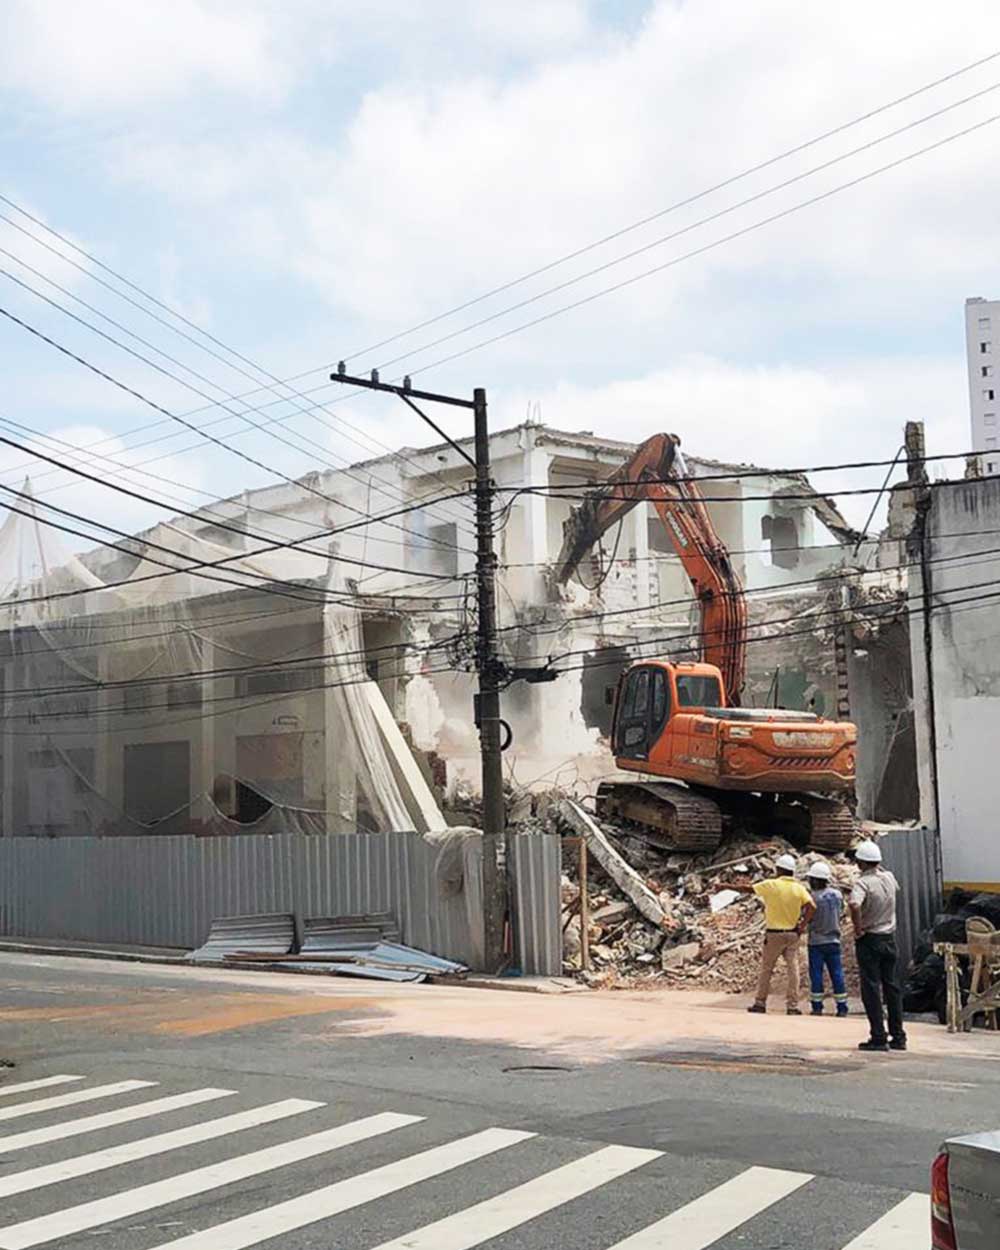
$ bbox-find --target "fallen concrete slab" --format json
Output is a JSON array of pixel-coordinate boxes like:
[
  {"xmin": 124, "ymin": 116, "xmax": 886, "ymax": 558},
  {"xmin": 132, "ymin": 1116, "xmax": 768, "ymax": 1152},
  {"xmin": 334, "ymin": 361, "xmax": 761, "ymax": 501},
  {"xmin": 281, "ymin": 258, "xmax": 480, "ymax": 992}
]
[{"xmin": 558, "ymin": 799, "xmax": 670, "ymax": 930}]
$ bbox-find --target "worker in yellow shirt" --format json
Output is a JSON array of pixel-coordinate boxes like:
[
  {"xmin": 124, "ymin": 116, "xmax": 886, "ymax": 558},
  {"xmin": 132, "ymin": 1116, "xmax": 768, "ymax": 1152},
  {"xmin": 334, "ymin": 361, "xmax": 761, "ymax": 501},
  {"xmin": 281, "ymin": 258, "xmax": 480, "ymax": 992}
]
[{"xmin": 732, "ymin": 854, "xmax": 816, "ymax": 1015}]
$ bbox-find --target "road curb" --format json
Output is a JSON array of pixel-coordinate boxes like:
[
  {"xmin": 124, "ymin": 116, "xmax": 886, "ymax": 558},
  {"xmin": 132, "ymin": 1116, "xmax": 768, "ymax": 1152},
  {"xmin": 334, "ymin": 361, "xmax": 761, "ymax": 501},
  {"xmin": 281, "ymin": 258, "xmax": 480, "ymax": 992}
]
[
  {"xmin": 0, "ymin": 939, "xmax": 188, "ymax": 967},
  {"xmin": 0, "ymin": 940, "xmax": 582, "ymax": 993}
]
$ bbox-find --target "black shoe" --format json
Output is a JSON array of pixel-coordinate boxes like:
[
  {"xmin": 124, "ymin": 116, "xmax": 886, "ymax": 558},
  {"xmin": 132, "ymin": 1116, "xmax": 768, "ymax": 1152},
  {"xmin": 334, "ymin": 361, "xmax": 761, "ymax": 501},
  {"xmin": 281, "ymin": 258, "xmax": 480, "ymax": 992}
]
[
  {"xmin": 747, "ymin": 1003, "xmax": 766, "ymax": 1014},
  {"xmin": 889, "ymin": 1037, "xmax": 907, "ymax": 1051},
  {"xmin": 858, "ymin": 1039, "xmax": 890, "ymax": 1053},
  {"xmin": 787, "ymin": 1007, "xmax": 802, "ymax": 1015}
]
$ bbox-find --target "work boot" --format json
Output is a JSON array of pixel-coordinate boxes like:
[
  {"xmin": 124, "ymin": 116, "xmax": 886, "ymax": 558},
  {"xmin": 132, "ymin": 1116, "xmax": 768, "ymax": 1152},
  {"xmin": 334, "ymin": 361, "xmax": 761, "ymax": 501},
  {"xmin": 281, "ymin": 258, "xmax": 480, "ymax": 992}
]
[
  {"xmin": 836, "ymin": 1006, "xmax": 849, "ymax": 1018},
  {"xmin": 889, "ymin": 1036, "xmax": 907, "ymax": 1051},
  {"xmin": 747, "ymin": 1003, "xmax": 766, "ymax": 1014},
  {"xmin": 810, "ymin": 1005, "xmax": 824, "ymax": 1016},
  {"xmin": 787, "ymin": 1007, "xmax": 802, "ymax": 1015},
  {"xmin": 858, "ymin": 1039, "xmax": 890, "ymax": 1053}
]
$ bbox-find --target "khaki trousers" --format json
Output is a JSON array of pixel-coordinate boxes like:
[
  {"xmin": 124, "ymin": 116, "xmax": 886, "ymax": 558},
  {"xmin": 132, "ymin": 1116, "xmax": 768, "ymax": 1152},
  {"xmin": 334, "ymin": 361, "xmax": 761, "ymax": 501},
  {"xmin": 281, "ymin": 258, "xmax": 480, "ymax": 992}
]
[{"xmin": 754, "ymin": 931, "xmax": 801, "ymax": 1008}]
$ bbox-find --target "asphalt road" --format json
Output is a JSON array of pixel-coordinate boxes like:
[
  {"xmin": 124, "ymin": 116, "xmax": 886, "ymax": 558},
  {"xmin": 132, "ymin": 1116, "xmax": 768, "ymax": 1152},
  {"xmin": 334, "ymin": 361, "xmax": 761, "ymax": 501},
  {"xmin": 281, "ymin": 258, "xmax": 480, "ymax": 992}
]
[{"xmin": 0, "ymin": 952, "xmax": 996, "ymax": 1249}]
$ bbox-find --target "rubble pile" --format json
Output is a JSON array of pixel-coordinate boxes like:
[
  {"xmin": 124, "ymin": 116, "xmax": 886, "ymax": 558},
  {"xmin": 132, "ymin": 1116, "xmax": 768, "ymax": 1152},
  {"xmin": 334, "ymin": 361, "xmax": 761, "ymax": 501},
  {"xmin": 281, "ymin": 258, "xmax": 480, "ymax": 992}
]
[{"xmin": 554, "ymin": 812, "xmax": 863, "ymax": 995}]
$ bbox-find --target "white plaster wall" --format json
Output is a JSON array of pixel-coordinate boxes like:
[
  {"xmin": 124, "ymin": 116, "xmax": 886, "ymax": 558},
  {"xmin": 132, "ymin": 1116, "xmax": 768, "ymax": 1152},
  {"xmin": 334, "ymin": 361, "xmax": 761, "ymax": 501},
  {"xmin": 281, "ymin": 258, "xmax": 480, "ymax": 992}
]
[{"xmin": 912, "ymin": 476, "xmax": 1000, "ymax": 887}]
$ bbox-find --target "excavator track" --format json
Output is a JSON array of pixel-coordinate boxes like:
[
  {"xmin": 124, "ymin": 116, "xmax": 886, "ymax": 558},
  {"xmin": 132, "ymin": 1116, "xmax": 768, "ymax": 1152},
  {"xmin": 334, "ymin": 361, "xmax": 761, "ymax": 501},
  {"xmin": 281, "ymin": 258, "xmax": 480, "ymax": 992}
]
[
  {"xmin": 595, "ymin": 781, "xmax": 723, "ymax": 853},
  {"xmin": 791, "ymin": 796, "xmax": 859, "ymax": 852},
  {"xmin": 596, "ymin": 782, "xmax": 858, "ymax": 854}
]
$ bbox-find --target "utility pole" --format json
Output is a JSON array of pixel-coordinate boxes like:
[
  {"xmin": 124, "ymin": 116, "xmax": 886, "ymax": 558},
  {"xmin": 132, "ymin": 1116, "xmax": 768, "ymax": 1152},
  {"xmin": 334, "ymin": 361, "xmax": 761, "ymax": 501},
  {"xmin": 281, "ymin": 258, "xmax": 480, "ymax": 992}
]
[
  {"xmin": 329, "ymin": 368, "xmax": 507, "ymax": 972},
  {"xmin": 471, "ymin": 386, "xmax": 507, "ymax": 971}
]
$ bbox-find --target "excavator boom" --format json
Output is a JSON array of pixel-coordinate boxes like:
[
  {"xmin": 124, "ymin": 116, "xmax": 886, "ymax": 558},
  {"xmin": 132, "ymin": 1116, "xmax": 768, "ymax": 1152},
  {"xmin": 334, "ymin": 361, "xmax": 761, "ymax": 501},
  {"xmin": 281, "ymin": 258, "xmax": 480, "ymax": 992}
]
[{"xmin": 555, "ymin": 433, "xmax": 746, "ymax": 703}]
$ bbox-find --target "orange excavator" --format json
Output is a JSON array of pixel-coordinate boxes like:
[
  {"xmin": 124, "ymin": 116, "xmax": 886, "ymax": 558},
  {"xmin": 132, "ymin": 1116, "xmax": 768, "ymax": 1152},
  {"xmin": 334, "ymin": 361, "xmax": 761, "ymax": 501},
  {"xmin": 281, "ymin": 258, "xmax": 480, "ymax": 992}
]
[{"xmin": 555, "ymin": 433, "xmax": 858, "ymax": 852}]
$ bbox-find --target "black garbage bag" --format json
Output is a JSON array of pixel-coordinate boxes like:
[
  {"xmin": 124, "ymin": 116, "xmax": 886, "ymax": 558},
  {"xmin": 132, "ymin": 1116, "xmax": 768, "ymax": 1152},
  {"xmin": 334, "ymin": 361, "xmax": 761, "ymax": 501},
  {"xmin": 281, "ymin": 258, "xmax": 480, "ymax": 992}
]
[
  {"xmin": 903, "ymin": 951, "xmax": 946, "ymax": 1013},
  {"xmin": 958, "ymin": 893, "xmax": 1000, "ymax": 929},
  {"xmin": 932, "ymin": 913, "xmax": 968, "ymax": 944},
  {"xmin": 911, "ymin": 927, "xmax": 934, "ymax": 966}
]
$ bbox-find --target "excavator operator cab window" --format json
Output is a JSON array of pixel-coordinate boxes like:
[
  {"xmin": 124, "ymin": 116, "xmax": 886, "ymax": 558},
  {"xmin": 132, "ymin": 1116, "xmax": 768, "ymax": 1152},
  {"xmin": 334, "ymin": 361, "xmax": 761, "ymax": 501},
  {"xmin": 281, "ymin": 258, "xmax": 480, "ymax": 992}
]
[
  {"xmin": 614, "ymin": 666, "xmax": 670, "ymax": 759},
  {"xmin": 675, "ymin": 674, "xmax": 722, "ymax": 708}
]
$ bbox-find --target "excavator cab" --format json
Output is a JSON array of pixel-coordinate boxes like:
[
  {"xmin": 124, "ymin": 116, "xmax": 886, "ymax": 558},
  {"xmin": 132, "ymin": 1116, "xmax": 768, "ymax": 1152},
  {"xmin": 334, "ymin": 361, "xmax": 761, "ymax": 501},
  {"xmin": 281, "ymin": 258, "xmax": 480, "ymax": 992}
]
[{"xmin": 611, "ymin": 661, "xmax": 725, "ymax": 762}]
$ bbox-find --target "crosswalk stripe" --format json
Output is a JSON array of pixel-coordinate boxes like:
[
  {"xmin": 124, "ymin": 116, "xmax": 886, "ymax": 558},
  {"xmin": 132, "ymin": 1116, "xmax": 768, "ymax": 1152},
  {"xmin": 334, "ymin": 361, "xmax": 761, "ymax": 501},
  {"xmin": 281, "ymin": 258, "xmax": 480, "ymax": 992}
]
[
  {"xmin": 141, "ymin": 1127, "xmax": 536, "ymax": 1250},
  {"xmin": 0, "ymin": 1097, "xmax": 323, "ymax": 1198},
  {"xmin": 0, "ymin": 1080, "xmax": 156, "ymax": 1125},
  {"xmin": 367, "ymin": 1143, "xmax": 662, "ymax": 1250},
  {"xmin": 0, "ymin": 1110, "xmax": 423, "ymax": 1249},
  {"xmin": 0, "ymin": 1077, "xmax": 83, "ymax": 1099},
  {"xmin": 839, "ymin": 1192, "xmax": 928, "ymax": 1248},
  {"xmin": 0, "ymin": 1088, "xmax": 235, "ymax": 1154},
  {"xmin": 604, "ymin": 1165, "xmax": 812, "ymax": 1248}
]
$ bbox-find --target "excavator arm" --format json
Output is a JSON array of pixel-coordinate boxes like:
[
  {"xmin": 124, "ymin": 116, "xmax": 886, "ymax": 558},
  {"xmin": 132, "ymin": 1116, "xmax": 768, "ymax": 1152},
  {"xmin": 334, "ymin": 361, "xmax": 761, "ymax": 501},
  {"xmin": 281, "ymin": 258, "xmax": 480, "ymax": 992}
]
[{"xmin": 554, "ymin": 433, "xmax": 747, "ymax": 704}]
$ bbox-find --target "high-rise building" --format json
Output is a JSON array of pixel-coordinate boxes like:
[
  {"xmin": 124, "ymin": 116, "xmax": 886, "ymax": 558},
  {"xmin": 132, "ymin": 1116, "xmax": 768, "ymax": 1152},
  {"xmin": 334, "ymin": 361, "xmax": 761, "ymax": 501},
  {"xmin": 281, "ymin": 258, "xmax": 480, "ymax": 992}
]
[{"xmin": 966, "ymin": 296, "xmax": 999, "ymax": 471}]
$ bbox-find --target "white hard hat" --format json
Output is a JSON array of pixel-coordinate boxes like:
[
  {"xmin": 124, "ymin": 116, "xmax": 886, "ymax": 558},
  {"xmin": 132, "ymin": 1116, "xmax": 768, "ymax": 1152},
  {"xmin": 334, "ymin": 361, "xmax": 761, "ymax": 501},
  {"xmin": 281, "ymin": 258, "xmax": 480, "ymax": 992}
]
[
  {"xmin": 855, "ymin": 839, "xmax": 882, "ymax": 864},
  {"xmin": 808, "ymin": 860, "xmax": 832, "ymax": 881},
  {"xmin": 776, "ymin": 853, "xmax": 797, "ymax": 872}
]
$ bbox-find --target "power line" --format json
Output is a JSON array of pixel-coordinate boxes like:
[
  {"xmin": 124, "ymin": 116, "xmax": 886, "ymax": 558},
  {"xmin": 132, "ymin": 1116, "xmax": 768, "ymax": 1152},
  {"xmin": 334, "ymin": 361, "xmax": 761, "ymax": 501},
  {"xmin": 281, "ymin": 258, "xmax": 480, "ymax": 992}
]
[
  {"xmin": 0, "ymin": 481, "xmax": 462, "ymax": 612},
  {"xmin": 0, "ymin": 242, "xmax": 476, "ymax": 547},
  {"xmin": 6, "ymin": 570, "xmax": 1000, "ymax": 730},
  {"xmin": 9, "ymin": 525, "xmax": 1000, "ymax": 700},
  {"xmin": 0, "ymin": 203, "xmax": 477, "ymax": 534},
  {"xmin": 492, "ymin": 533, "xmax": 1000, "ymax": 647},
  {"xmin": 0, "ymin": 269, "xmax": 476, "ymax": 558},
  {"xmin": 398, "ymin": 110, "xmax": 1000, "ymax": 379},
  {"xmin": 10, "ymin": 51, "xmax": 995, "ymax": 497},
  {"xmin": 357, "ymin": 82, "xmax": 1000, "ymax": 378},
  {"xmin": 334, "ymin": 49, "xmax": 1000, "ymax": 366},
  {"xmin": 0, "ymin": 332, "xmax": 471, "ymax": 583},
  {"xmin": 493, "ymin": 448, "xmax": 981, "ymax": 492}
]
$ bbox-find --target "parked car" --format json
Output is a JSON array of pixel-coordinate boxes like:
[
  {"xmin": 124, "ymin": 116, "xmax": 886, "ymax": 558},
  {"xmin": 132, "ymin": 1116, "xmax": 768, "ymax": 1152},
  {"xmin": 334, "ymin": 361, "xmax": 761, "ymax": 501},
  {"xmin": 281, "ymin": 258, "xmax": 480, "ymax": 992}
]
[{"xmin": 933, "ymin": 1131, "xmax": 1000, "ymax": 1247}]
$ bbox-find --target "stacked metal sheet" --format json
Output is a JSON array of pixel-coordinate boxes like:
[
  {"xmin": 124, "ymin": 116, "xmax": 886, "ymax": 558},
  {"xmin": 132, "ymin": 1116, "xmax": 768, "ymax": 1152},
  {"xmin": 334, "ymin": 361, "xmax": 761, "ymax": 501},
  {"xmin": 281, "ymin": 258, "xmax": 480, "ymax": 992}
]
[
  {"xmin": 189, "ymin": 910, "xmax": 466, "ymax": 982},
  {"xmin": 298, "ymin": 914, "xmax": 466, "ymax": 983},
  {"xmin": 189, "ymin": 913, "xmax": 295, "ymax": 965}
]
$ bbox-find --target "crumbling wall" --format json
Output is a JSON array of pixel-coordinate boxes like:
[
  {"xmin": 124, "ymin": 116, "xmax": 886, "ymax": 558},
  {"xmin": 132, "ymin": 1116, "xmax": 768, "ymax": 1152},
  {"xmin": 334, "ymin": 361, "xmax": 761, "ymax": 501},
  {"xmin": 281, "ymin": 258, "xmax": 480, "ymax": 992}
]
[
  {"xmin": 740, "ymin": 591, "xmax": 838, "ymax": 714},
  {"xmin": 846, "ymin": 615, "xmax": 917, "ymax": 822}
]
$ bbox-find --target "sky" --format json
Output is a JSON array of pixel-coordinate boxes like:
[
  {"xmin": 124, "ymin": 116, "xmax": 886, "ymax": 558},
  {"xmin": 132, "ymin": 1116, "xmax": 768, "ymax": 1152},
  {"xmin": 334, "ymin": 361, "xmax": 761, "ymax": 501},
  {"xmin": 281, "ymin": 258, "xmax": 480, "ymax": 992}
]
[{"xmin": 1, "ymin": 0, "xmax": 999, "ymax": 542}]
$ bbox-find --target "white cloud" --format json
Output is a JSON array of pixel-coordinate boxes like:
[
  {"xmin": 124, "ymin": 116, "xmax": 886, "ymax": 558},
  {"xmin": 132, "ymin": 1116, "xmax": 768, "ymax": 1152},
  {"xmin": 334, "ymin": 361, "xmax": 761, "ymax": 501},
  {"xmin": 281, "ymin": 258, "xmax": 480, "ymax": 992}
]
[
  {"xmin": 99, "ymin": 1, "xmax": 1000, "ymax": 376},
  {"xmin": 4, "ymin": 0, "xmax": 998, "ymax": 513},
  {"xmin": 0, "ymin": 0, "xmax": 287, "ymax": 110}
]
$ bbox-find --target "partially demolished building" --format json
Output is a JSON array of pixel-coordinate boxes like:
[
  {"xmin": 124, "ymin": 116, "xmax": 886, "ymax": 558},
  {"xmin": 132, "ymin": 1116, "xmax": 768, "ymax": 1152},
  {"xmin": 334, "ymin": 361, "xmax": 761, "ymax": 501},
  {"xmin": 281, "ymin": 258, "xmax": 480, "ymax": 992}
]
[{"xmin": 0, "ymin": 421, "xmax": 868, "ymax": 837}]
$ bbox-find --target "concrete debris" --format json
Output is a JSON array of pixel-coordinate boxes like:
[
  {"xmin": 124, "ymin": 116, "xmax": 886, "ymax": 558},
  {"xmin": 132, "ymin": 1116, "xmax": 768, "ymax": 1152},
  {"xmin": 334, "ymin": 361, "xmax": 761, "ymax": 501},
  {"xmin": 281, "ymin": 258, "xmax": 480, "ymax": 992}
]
[
  {"xmin": 557, "ymin": 799, "xmax": 671, "ymax": 930},
  {"xmin": 709, "ymin": 889, "xmax": 740, "ymax": 914},
  {"xmin": 661, "ymin": 941, "xmax": 701, "ymax": 970},
  {"xmin": 550, "ymin": 808, "xmax": 865, "ymax": 995}
]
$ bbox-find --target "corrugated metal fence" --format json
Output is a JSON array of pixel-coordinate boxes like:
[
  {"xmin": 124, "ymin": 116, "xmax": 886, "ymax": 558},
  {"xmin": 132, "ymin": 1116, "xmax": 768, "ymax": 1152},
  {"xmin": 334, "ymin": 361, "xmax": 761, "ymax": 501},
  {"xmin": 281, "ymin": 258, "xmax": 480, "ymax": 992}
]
[
  {"xmin": 0, "ymin": 832, "xmax": 563, "ymax": 976},
  {"xmin": 878, "ymin": 825, "xmax": 941, "ymax": 972}
]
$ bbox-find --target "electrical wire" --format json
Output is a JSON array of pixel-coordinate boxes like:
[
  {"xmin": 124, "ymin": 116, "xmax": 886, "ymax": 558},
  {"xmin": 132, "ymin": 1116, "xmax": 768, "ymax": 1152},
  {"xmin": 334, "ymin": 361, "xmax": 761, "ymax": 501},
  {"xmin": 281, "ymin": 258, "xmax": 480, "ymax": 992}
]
[
  {"xmin": 397, "ymin": 111, "xmax": 1000, "ymax": 380},
  {"xmin": 5, "ymin": 571, "xmax": 1000, "ymax": 730},
  {"xmin": 0, "ymin": 242, "xmax": 476, "ymax": 547},
  {"xmin": 0, "ymin": 381, "xmax": 471, "ymax": 585},
  {"xmin": 489, "ymin": 532, "xmax": 1000, "ymax": 648},
  {"xmin": 354, "ymin": 82, "xmax": 1000, "ymax": 378},
  {"xmin": 0, "ymin": 268, "xmax": 476, "ymax": 558},
  {"xmin": 0, "ymin": 204, "xmax": 477, "ymax": 534},
  {"xmin": 5, "ymin": 50, "xmax": 997, "ymax": 500},
  {"xmin": 333, "ymin": 49, "xmax": 1000, "ymax": 365}
]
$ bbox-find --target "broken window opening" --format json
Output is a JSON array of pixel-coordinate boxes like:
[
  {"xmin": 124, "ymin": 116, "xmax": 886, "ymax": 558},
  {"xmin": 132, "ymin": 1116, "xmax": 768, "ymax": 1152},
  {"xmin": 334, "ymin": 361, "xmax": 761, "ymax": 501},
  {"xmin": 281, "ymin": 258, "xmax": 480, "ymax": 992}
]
[
  {"xmin": 234, "ymin": 780, "xmax": 273, "ymax": 825},
  {"xmin": 761, "ymin": 514, "xmax": 800, "ymax": 569}
]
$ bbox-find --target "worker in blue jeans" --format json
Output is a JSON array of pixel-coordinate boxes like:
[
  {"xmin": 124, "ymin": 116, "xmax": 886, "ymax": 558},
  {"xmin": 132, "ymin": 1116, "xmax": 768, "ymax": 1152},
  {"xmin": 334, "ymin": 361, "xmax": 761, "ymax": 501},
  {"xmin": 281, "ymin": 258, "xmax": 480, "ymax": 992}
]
[{"xmin": 807, "ymin": 861, "xmax": 848, "ymax": 1016}]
